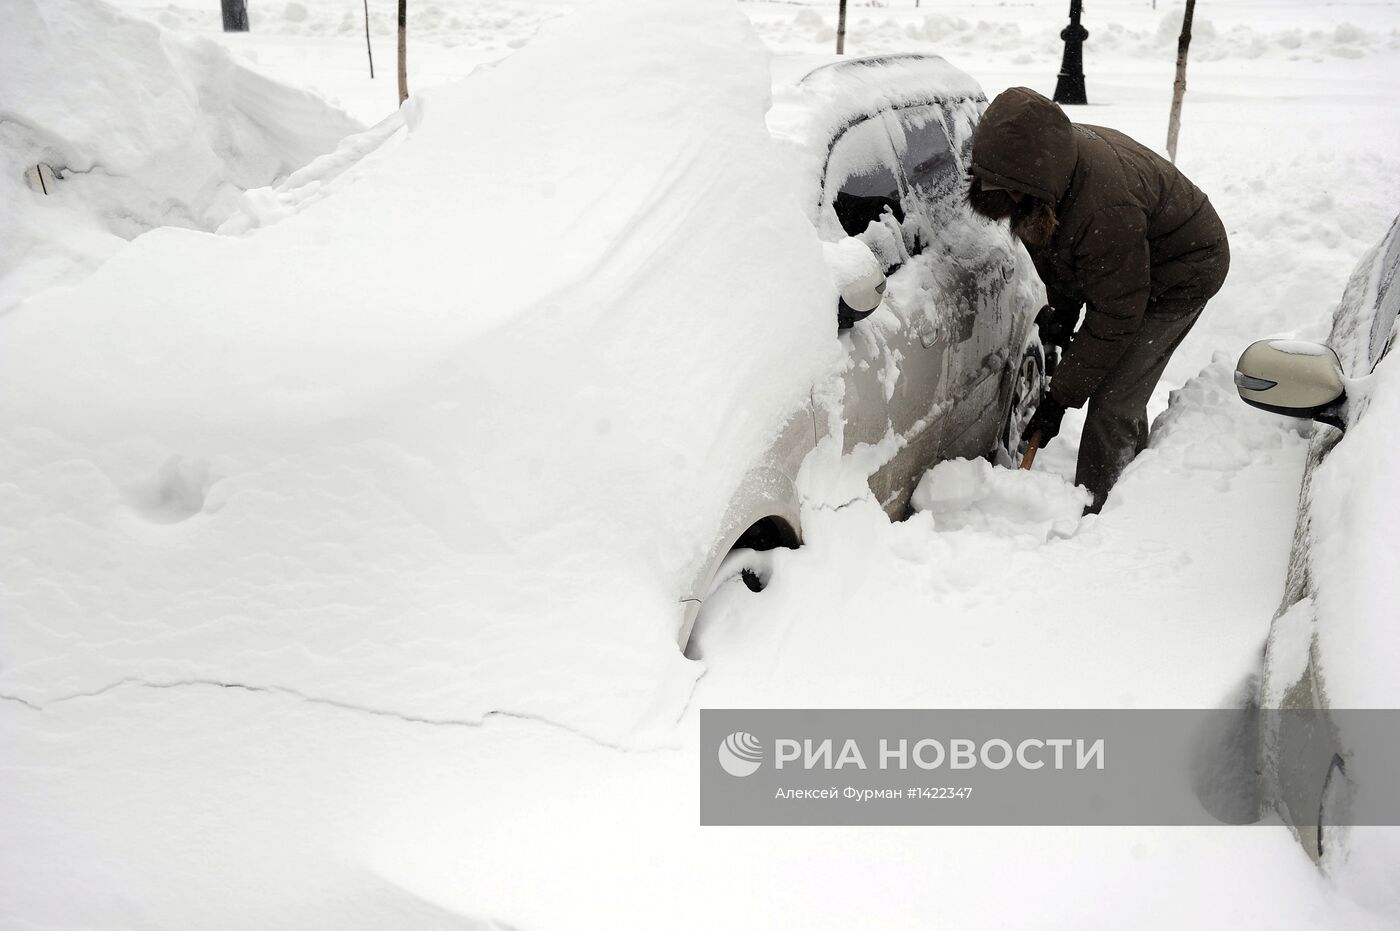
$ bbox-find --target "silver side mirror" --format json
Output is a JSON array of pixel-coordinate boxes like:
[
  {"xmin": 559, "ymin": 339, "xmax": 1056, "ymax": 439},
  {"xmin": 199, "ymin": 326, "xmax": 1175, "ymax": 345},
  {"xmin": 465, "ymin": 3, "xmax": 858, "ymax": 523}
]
[
  {"xmin": 823, "ymin": 238, "xmax": 887, "ymax": 330},
  {"xmin": 1234, "ymin": 339, "xmax": 1347, "ymax": 430}
]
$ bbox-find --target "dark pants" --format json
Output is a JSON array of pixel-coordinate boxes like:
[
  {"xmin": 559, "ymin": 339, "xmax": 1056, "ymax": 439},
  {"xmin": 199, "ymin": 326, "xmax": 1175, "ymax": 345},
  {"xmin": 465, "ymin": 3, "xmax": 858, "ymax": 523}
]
[
  {"xmin": 1076, "ymin": 241, "xmax": 1229, "ymax": 512},
  {"xmin": 1075, "ymin": 303, "xmax": 1202, "ymax": 511}
]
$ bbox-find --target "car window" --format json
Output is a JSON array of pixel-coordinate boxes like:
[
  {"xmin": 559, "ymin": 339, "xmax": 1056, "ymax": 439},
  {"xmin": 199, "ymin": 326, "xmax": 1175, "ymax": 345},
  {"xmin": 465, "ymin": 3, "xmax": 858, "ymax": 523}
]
[
  {"xmin": 894, "ymin": 106, "xmax": 960, "ymax": 200},
  {"xmin": 823, "ymin": 116, "xmax": 907, "ymax": 269},
  {"xmin": 892, "ymin": 105, "xmax": 961, "ymax": 210},
  {"xmin": 943, "ymin": 99, "xmax": 979, "ymax": 168},
  {"xmin": 884, "ymin": 105, "xmax": 965, "ymax": 260}
]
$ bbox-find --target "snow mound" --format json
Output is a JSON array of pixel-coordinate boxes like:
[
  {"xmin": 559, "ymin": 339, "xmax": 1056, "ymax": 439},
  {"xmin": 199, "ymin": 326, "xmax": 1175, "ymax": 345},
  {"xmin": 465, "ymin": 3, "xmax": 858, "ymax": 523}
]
[
  {"xmin": 1149, "ymin": 357, "xmax": 1302, "ymax": 481},
  {"xmin": 0, "ymin": 0, "xmax": 842, "ymax": 743},
  {"xmin": 910, "ymin": 458, "xmax": 1089, "ymax": 541},
  {"xmin": 138, "ymin": 0, "xmax": 571, "ymax": 53},
  {"xmin": 0, "ymin": 0, "xmax": 362, "ymax": 309},
  {"xmin": 755, "ymin": 6, "xmax": 1400, "ymax": 65}
]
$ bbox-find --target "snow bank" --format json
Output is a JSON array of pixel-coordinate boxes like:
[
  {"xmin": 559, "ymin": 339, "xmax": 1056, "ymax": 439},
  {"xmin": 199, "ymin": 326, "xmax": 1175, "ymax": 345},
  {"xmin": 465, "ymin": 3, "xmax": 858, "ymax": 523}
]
[
  {"xmin": 0, "ymin": 0, "xmax": 362, "ymax": 310},
  {"xmin": 1303, "ymin": 235, "xmax": 1400, "ymax": 714},
  {"xmin": 753, "ymin": 5, "xmax": 1400, "ymax": 65},
  {"xmin": 0, "ymin": 0, "xmax": 842, "ymax": 743},
  {"xmin": 133, "ymin": 0, "xmax": 573, "ymax": 53},
  {"xmin": 1303, "ymin": 258, "xmax": 1400, "ymax": 913}
]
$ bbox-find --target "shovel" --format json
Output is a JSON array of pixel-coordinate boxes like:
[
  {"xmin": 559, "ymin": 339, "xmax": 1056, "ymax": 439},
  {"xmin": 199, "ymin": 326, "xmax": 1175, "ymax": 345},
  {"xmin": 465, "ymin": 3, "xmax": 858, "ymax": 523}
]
[{"xmin": 1019, "ymin": 431, "xmax": 1042, "ymax": 470}]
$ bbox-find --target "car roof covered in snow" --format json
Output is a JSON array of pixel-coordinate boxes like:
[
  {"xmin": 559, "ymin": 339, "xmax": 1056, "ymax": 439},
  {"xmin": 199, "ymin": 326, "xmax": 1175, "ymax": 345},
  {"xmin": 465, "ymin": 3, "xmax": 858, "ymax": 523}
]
[
  {"xmin": 768, "ymin": 52, "xmax": 984, "ymax": 141},
  {"xmin": 767, "ymin": 52, "xmax": 985, "ymax": 217}
]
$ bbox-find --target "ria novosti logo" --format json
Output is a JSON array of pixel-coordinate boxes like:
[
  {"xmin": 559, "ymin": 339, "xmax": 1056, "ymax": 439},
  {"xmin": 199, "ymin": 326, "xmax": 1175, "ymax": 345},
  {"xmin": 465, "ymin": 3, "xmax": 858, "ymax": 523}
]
[{"xmin": 717, "ymin": 731, "xmax": 763, "ymax": 777}]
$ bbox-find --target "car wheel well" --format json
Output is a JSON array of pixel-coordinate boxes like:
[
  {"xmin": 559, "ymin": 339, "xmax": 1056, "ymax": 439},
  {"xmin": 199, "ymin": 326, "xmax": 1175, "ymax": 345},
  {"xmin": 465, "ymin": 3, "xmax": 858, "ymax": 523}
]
[
  {"xmin": 731, "ymin": 516, "xmax": 800, "ymax": 593},
  {"xmin": 734, "ymin": 515, "xmax": 800, "ymax": 552},
  {"xmin": 994, "ymin": 328, "xmax": 1047, "ymax": 463}
]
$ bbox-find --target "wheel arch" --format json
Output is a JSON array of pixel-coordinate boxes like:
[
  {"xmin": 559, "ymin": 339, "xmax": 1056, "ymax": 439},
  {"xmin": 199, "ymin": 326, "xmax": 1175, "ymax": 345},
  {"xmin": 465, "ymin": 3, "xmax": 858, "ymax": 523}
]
[{"xmin": 677, "ymin": 472, "xmax": 803, "ymax": 649}]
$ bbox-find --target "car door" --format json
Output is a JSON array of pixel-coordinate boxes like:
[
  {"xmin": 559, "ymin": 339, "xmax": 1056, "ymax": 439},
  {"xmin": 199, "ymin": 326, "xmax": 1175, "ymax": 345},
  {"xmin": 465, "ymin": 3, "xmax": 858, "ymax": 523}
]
[
  {"xmin": 885, "ymin": 102, "xmax": 1022, "ymax": 454},
  {"xmin": 1361, "ymin": 214, "xmax": 1400, "ymax": 372},
  {"xmin": 820, "ymin": 112, "xmax": 954, "ymax": 514}
]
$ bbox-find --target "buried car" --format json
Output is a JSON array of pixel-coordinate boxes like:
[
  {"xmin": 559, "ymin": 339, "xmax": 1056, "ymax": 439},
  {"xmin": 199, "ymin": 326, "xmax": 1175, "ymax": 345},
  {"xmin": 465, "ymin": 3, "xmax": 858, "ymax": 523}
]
[
  {"xmin": 681, "ymin": 53, "xmax": 1046, "ymax": 644},
  {"xmin": 1233, "ymin": 211, "xmax": 1400, "ymax": 864},
  {"xmin": 0, "ymin": 3, "xmax": 1043, "ymax": 739}
]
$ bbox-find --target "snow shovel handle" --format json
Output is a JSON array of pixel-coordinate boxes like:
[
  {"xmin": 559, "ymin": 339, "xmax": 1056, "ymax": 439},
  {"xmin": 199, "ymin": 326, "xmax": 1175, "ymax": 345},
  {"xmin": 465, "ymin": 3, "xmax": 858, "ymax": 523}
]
[{"xmin": 1020, "ymin": 432, "xmax": 1042, "ymax": 470}]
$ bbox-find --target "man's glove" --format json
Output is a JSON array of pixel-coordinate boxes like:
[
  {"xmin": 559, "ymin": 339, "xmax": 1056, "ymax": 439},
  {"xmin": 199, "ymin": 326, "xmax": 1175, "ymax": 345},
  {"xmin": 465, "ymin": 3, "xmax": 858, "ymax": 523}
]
[
  {"xmin": 1025, "ymin": 395, "xmax": 1067, "ymax": 446},
  {"xmin": 1036, "ymin": 305, "xmax": 1078, "ymax": 379},
  {"xmin": 1039, "ymin": 314, "xmax": 1075, "ymax": 350}
]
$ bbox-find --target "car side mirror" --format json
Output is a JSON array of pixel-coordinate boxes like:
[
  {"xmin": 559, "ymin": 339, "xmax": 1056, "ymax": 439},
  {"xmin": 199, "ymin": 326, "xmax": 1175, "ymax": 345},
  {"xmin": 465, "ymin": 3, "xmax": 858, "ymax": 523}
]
[
  {"xmin": 1234, "ymin": 339, "xmax": 1347, "ymax": 430},
  {"xmin": 823, "ymin": 237, "xmax": 887, "ymax": 331}
]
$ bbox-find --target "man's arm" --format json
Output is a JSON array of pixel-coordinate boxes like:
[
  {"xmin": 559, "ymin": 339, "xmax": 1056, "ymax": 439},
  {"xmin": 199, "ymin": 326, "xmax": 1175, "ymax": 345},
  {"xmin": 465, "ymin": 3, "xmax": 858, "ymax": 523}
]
[{"xmin": 1048, "ymin": 206, "xmax": 1151, "ymax": 408}]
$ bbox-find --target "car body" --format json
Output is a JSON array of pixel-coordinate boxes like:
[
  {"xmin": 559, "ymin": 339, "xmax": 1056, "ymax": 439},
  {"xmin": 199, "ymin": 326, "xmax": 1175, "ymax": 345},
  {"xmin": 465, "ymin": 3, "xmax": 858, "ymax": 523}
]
[
  {"xmin": 679, "ymin": 54, "xmax": 1047, "ymax": 644},
  {"xmin": 1234, "ymin": 211, "xmax": 1400, "ymax": 861},
  {"xmin": 0, "ymin": 30, "xmax": 1046, "ymax": 735}
]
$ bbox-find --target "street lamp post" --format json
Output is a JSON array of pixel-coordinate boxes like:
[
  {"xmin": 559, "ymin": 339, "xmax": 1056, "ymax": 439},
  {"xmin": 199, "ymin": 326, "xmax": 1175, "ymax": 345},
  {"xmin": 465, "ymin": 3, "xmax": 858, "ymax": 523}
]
[
  {"xmin": 220, "ymin": 0, "xmax": 249, "ymax": 32},
  {"xmin": 1053, "ymin": 0, "xmax": 1089, "ymax": 106}
]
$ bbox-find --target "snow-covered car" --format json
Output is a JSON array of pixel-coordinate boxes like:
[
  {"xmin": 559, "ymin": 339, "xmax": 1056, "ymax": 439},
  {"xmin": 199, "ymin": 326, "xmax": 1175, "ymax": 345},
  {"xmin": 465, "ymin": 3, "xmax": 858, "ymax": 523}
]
[
  {"xmin": 681, "ymin": 54, "xmax": 1046, "ymax": 643},
  {"xmin": 0, "ymin": 8, "xmax": 1044, "ymax": 740},
  {"xmin": 1233, "ymin": 212, "xmax": 1400, "ymax": 862}
]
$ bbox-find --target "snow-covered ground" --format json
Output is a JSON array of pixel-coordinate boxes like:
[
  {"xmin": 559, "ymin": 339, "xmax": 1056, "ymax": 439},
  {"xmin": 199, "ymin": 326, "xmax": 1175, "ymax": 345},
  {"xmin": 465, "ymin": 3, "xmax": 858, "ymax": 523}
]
[{"xmin": 3, "ymin": 0, "xmax": 1400, "ymax": 928}]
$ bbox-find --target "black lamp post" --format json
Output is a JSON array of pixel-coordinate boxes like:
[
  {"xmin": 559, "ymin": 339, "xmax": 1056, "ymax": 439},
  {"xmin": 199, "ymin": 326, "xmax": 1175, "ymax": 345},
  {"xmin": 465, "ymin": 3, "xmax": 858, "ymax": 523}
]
[
  {"xmin": 1053, "ymin": 0, "xmax": 1089, "ymax": 105},
  {"xmin": 221, "ymin": 0, "xmax": 249, "ymax": 32}
]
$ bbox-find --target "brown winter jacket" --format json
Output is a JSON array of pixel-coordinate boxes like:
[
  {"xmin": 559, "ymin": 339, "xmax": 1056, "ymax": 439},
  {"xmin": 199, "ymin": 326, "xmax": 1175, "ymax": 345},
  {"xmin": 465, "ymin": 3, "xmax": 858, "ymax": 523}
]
[{"xmin": 970, "ymin": 87, "xmax": 1230, "ymax": 408}]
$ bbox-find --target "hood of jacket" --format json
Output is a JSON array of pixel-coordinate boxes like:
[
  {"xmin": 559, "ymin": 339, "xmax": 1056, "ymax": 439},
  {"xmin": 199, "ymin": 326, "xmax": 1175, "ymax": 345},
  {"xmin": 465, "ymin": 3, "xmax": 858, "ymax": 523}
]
[{"xmin": 970, "ymin": 87, "xmax": 1077, "ymax": 204}]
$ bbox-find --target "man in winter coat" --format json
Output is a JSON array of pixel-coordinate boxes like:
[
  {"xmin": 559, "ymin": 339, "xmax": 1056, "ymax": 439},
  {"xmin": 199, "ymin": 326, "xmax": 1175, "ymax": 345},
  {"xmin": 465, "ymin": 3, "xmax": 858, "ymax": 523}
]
[{"xmin": 968, "ymin": 87, "xmax": 1230, "ymax": 513}]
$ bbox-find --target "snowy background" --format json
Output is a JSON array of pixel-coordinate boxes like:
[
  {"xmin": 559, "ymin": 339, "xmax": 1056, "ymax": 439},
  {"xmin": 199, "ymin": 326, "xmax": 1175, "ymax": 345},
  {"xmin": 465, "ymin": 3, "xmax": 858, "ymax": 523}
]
[{"xmin": 2, "ymin": 0, "xmax": 1399, "ymax": 927}]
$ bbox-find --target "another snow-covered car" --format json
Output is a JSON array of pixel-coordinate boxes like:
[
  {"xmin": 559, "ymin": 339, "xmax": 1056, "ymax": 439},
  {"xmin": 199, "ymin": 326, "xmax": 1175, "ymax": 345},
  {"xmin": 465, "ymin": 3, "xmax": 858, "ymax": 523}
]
[
  {"xmin": 681, "ymin": 54, "xmax": 1046, "ymax": 643},
  {"xmin": 1234, "ymin": 212, "xmax": 1400, "ymax": 862}
]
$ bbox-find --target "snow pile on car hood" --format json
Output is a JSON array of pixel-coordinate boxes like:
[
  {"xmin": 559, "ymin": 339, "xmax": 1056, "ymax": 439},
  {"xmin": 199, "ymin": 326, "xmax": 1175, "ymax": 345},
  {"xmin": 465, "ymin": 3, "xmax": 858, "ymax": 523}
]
[
  {"xmin": 0, "ymin": 0, "xmax": 841, "ymax": 742},
  {"xmin": 0, "ymin": 0, "xmax": 362, "ymax": 310}
]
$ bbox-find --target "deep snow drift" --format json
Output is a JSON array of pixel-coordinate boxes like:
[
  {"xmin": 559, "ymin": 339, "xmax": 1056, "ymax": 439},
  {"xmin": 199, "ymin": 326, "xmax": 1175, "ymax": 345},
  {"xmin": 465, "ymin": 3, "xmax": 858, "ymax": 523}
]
[
  {"xmin": 0, "ymin": 0, "xmax": 363, "ymax": 310},
  {"xmin": 5, "ymin": 0, "xmax": 1400, "ymax": 928},
  {"xmin": 0, "ymin": 0, "xmax": 844, "ymax": 742}
]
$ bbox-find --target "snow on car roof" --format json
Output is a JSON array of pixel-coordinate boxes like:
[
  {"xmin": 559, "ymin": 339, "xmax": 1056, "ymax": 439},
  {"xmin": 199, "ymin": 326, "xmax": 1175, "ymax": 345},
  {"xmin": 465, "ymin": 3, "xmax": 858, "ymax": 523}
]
[{"xmin": 767, "ymin": 52, "xmax": 985, "ymax": 219}]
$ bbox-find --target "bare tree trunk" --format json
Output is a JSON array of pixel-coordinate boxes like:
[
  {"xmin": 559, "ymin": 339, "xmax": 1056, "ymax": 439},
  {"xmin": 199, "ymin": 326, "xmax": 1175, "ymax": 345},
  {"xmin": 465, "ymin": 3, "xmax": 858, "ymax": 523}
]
[
  {"xmin": 397, "ymin": 0, "xmax": 408, "ymax": 105},
  {"xmin": 1165, "ymin": 0, "xmax": 1196, "ymax": 163},
  {"xmin": 363, "ymin": 0, "xmax": 375, "ymax": 79},
  {"xmin": 836, "ymin": 0, "xmax": 848, "ymax": 55},
  {"xmin": 220, "ymin": 0, "xmax": 248, "ymax": 32}
]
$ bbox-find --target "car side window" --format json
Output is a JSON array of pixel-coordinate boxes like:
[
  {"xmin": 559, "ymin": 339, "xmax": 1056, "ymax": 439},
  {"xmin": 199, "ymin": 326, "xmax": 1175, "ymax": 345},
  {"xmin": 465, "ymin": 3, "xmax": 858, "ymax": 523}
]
[
  {"xmin": 823, "ymin": 116, "xmax": 907, "ymax": 271},
  {"xmin": 892, "ymin": 106, "xmax": 963, "ymax": 238},
  {"xmin": 876, "ymin": 105, "xmax": 963, "ymax": 260},
  {"xmin": 896, "ymin": 107, "xmax": 959, "ymax": 201}
]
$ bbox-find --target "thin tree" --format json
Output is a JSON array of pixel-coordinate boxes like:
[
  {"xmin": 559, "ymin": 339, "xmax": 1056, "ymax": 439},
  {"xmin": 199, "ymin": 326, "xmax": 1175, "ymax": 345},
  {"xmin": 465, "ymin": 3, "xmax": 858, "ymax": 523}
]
[
  {"xmin": 397, "ymin": 0, "xmax": 409, "ymax": 105},
  {"xmin": 836, "ymin": 0, "xmax": 848, "ymax": 54},
  {"xmin": 220, "ymin": 0, "xmax": 248, "ymax": 32},
  {"xmin": 363, "ymin": 0, "xmax": 375, "ymax": 79},
  {"xmin": 1165, "ymin": 0, "xmax": 1196, "ymax": 163}
]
